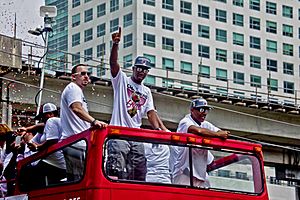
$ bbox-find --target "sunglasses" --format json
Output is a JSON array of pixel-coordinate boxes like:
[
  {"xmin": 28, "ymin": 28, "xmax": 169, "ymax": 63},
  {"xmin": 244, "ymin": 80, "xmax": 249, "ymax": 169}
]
[
  {"xmin": 74, "ymin": 71, "xmax": 91, "ymax": 76},
  {"xmin": 195, "ymin": 107, "xmax": 210, "ymax": 113},
  {"xmin": 135, "ymin": 66, "xmax": 149, "ymax": 73}
]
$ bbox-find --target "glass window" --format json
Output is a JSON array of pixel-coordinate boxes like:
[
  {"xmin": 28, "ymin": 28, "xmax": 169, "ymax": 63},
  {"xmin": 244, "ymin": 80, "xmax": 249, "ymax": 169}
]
[
  {"xmin": 72, "ymin": 52, "xmax": 80, "ymax": 65},
  {"xmin": 180, "ymin": 41, "xmax": 192, "ymax": 55},
  {"xmin": 72, "ymin": 0, "xmax": 80, "ymax": 8},
  {"xmin": 216, "ymin": 9, "xmax": 227, "ymax": 22},
  {"xmin": 110, "ymin": 0, "xmax": 119, "ymax": 12},
  {"xmin": 84, "ymin": 8, "xmax": 93, "ymax": 22},
  {"xmin": 162, "ymin": 0, "xmax": 174, "ymax": 10},
  {"xmin": 216, "ymin": 48, "xmax": 227, "ymax": 62},
  {"xmin": 162, "ymin": 37, "xmax": 174, "ymax": 51},
  {"xmin": 233, "ymin": 52, "xmax": 244, "ymax": 65},
  {"xmin": 180, "ymin": 21, "xmax": 192, "ymax": 35},
  {"xmin": 216, "ymin": 29, "xmax": 227, "ymax": 42},
  {"xmin": 233, "ymin": 13, "xmax": 243, "ymax": 26},
  {"xmin": 84, "ymin": 0, "xmax": 91, "ymax": 3},
  {"xmin": 143, "ymin": 33, "xmax": 156, "ymax": 47},
  {"xmin": 250, "ymin": 36, "xmax": 260, "ymax": 49},
  {"xmin": 216, "ymin": 68, "xmax": 227, "ymax": 81},
  {"xmin": 267, "ymin": 78, "xmax": 278, "ymax": 91},
  {"xmin": 72, "ymin": 33, "xmax": 80, "ymax": 47},
  {"xmin": 250, "ymin": 75, "xmax": 261, "ymax": 88},
  {"xmin": 144, "ymin": 0, "xmax": 155, "ymax": 6},
  {"xmin": 123, "ymin": 54, "xmax": 132, "ymax": 68},
  {"xmin": 180, "ymin": 1, "xmax": 192, "ymax": 15},
  {"xmin": 198, "ymin": 5, "xmax": 209, "ymax": 19},
  {"xmin": 266, "ymin": 21, "xmax": 277, "ymax": 34},
  {"xmin": 162, "ymin": 57, "xmax": 174, "ymax": 71},
  {"xmin": 84, "ymin": 28, "xmax": 93, "ymax": 42},
  {"xmin": 124, "ymin": 13, "xmax": 133, "ymax": 28},
  {"xmin": 250, "ymin": 0, "xmax": 260, "ymax": 11},
  {"xmin": 283, "ymin": 43, "xmax": 293, "ymax": 56},
  {"xmin": 266, "ymin": 40, "xmax": 277, "ymax": 53},
  {"xmin": 198, "ymin": 25, "xmax": 210, "ymax": 39},
  {"xmin": 233, "ymin": 0, "xmax": 243, "ymax": 7},
  {"xmin": 96, "ymin": 43, "xmax": 106, "ymax": 57},
  {"xmin": 143, "ymin": 54, "xmax": 156, "ymax": 68},
  {"xmin": 97, "ymin": 23, "xmax": 105, "ymax": 37},
  {"xmin": 284, "ymin": 81, "xmax": 294, "ymax": 94},
  {"xmin": 144, "ymin": 75, "xmax": 156, "ymax": 86},
  {"xmin": 123, "ymin": 33, "xmax": 133, "ymax": 48},
  {"xmin": 97, "ymin": 3, "xmax": 106, "ymax": 17},
  {"xmin": 250, "ymin": 55, "xmax": 261, "ymax": 69},
  {"xmin": 198, "ymin": 44, "xmax": 210, "ymax": 58},
  {"xmin": 162, "ymin": 78, "xmax": 174, "ymax": 88},
  {"xmin": 267, "ymin": 59, "xmax": 277, "ymax": 72},
  {"xmin": 84, "ymin": 48, "xmax": 93, "ymax": 61},
  {"xmin": 266, "ymin": 2, "xmax": 276, "ymax": 14},
  {"xmin": 110, "ymin": 18, "xmax": 119, "ymax": 32},
  {"xmin": 199, "ymin": 65, "xmax": 210, "ymax": 78},
  {"xmin": 162, "ymin": 16, "xmax": 174, "ymax": 31},
  {"xmin": 19, "ymin": 140, "xmax": 87, "ymax": 191},
  {"xmin": 72, "ymin": 13, "xmax": 80, "ymax": 27},
  {"xmin": 233, "ymin": 71, "xmax": 244, "ymax": 85},
  {"xmin": 283, "ymin": 5, "xmax": 293, "ymax": 18},
  {"xmin": 283, "ymin": 62, "xmax": 294, "ymax": 75},
  {"xmin": 180, "ymin": 61, "xmax": 192, "ymax": 74},
  {"xmin": 123, "ymin": 0, "xmax": 132, "ymax": 7},
  {"xmin": 283, "ymin": 24, "xmax": 293, "ymax": 37},
  {"xmin": 250, "ymin": 17, "xmax": 260, "ymax": 30},
  {"xmin": 233, "ymin": 32, "xmax": 244, "ymax": 46},
  {"xmin": 143, "ymin": 12, "xmax": 155, "ymax": 27}
]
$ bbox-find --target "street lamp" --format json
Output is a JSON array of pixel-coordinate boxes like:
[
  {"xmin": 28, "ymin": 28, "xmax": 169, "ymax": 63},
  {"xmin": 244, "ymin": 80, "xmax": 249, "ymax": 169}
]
[{"xmin": 28, "ymin": 6, "xmax": 57, "ymax": 119}]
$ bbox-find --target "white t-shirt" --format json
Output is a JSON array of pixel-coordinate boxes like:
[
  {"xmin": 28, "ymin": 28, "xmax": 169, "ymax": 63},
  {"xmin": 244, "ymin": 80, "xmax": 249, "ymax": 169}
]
[
  {"xmin": 110, "ymin": 71, "xmax": 155, "ymax": 128},
  {"xmin": 172, "ymin": 114, "xmax": 219, "ymax": 181},
  {"xmin": 60, "ymin": 82, "xmax": 90, "ymax": 139},
  {"xmin": 32, "ymin": 117, "xmax": 66, "ymax": 169},
  {"xmin": 144, "ymin": 143, "xmax": 171, "ymax": 183}
]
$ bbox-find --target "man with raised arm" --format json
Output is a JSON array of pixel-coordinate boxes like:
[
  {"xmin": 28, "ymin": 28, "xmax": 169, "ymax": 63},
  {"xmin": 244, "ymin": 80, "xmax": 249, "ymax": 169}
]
[
  {"xmin": 108, "ymin": 27, "xmax": 168, "ymax": 181},
  {"xmin": 172, "ymin": 98, "xmax": 230, "ymax": 187}
]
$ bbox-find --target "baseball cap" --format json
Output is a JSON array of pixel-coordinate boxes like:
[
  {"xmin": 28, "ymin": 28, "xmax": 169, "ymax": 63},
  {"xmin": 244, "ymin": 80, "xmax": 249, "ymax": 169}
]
[
  {"xmin": 190, "ymin": 98, "xmax": 213, "ymax": 109},
  {"xmin": 34, "ymin": 103, "xmax": 57, "ymax": 120},
  {"xmin": 134, "ymin": 56, "xmax": 151, "ymax": 69}
]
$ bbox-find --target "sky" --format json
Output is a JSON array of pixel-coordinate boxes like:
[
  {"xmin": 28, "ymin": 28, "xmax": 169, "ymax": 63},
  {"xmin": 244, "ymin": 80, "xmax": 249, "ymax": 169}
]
[{"xmin": 0, "ymin": 0, "xmax": 45, "ymax": 54}]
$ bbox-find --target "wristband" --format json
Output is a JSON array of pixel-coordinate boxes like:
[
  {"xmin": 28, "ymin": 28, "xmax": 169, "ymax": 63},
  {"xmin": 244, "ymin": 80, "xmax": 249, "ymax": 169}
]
[{"xmin": 91, "ymin": 119, "xmax": 97, "ymax": 126}]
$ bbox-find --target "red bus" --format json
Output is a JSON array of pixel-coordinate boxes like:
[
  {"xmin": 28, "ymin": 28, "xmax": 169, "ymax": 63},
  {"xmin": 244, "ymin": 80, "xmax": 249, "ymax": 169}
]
[{"xmin": 7, "ymin": 126, "xmax": 268, "ymax": 200}]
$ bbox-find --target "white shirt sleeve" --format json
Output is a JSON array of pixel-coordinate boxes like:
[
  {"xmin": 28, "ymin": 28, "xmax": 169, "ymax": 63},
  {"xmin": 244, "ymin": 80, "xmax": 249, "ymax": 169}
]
[
  {"xmin": 144, "ymin": 88, "xmax": 155, "ymax": 114},
  {"xmin": 44, "ymin": 118, "xmax": 60, "ymax": 140},
  {"xmin": 177, "ymin": 116, "xmax": 195, "ymax": 133},
  {"xmin": 65, "ymin": 83, "xmax": 84, "ymax": 107}
]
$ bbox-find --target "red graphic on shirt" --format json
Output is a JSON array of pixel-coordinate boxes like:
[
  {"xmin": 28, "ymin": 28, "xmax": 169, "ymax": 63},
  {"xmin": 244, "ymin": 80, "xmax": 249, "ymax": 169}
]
[{"xmin": 126, "ymin": 84, "xmax": 147, "ymax": 117}]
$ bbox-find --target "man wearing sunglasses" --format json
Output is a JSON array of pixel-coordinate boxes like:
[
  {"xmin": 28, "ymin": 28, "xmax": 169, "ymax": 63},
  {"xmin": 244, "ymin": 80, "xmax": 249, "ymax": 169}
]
[
  {"xmin": 60, "ymin": 64, "xmax": 107, "ymax": 181},
  {"xmin": 171, "ymin": 98, "xmax": 229, "ymax": 187},
  {"xmin": 107, "ymin": 27, "xmax": 168, "ymax": 181}
]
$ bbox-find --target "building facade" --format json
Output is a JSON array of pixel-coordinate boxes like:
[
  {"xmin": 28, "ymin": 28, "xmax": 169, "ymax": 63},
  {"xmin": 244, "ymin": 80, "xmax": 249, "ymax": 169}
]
[
  {"xmin": 54, "ymin": 0, "xmax": 300, "ymax": 106},
  {"xmin": 45, "ymin": 0, "xmax": 68, "ymax": 72}
]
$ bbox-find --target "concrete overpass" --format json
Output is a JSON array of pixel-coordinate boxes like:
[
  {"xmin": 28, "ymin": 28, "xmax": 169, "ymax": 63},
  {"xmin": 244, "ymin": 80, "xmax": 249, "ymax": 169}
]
[{"xmin": 1, "ymin": 73, "xmax": 300, "ymax": 168}]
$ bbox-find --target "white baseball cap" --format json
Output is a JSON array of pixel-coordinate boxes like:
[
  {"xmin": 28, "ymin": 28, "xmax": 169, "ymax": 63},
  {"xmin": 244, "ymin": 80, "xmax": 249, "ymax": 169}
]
[{"xmin": 35, "ymin": 103, "xmax": 57, "ymax": 119}]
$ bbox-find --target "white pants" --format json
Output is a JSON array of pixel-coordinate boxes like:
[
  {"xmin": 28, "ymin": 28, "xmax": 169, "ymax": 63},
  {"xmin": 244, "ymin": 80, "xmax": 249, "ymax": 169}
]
[{"xmin": 173, "ymin": 173, "xmax": 210, "ymax": 188}]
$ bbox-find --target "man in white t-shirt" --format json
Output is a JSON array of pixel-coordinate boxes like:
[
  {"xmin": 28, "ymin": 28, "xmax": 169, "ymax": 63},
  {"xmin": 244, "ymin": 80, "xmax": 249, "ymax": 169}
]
[
  {"xmin": 172, "ymin": 98, "xmax": 230, "ymax": 187},
  {"xmin": 26, "ymin": 103, "xmax": 66, "ymax": 186},
  {"xmin": 107, "ymin": 27, "xmax": 168, "ymax": 181},
  {"xmin": 60, "ymin": 64, "xmax": 107, "ymax": 181}
]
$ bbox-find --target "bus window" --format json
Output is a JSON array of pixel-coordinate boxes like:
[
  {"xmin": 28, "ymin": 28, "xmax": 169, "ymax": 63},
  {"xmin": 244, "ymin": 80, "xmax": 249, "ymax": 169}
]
[
  {"xmin": 19, "ymin": 139, "xmax": 87, "ymax": 191},
  {"xmin": 104, "ymin": 138, "xmax": 263, "ymax": 194}
]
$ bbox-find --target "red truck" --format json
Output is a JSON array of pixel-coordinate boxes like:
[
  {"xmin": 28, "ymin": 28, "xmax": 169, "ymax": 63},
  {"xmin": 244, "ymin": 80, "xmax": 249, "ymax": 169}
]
[{"xmin": 4, "ymin": 126, "xmax": 269, "ymax": 199}]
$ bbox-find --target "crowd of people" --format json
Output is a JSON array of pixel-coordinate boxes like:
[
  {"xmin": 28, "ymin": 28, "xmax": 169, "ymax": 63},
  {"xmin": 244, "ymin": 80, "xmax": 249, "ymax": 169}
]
[{"xmin": 0, "ymin": 27, "xmax": 230, "ymax": 196}]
